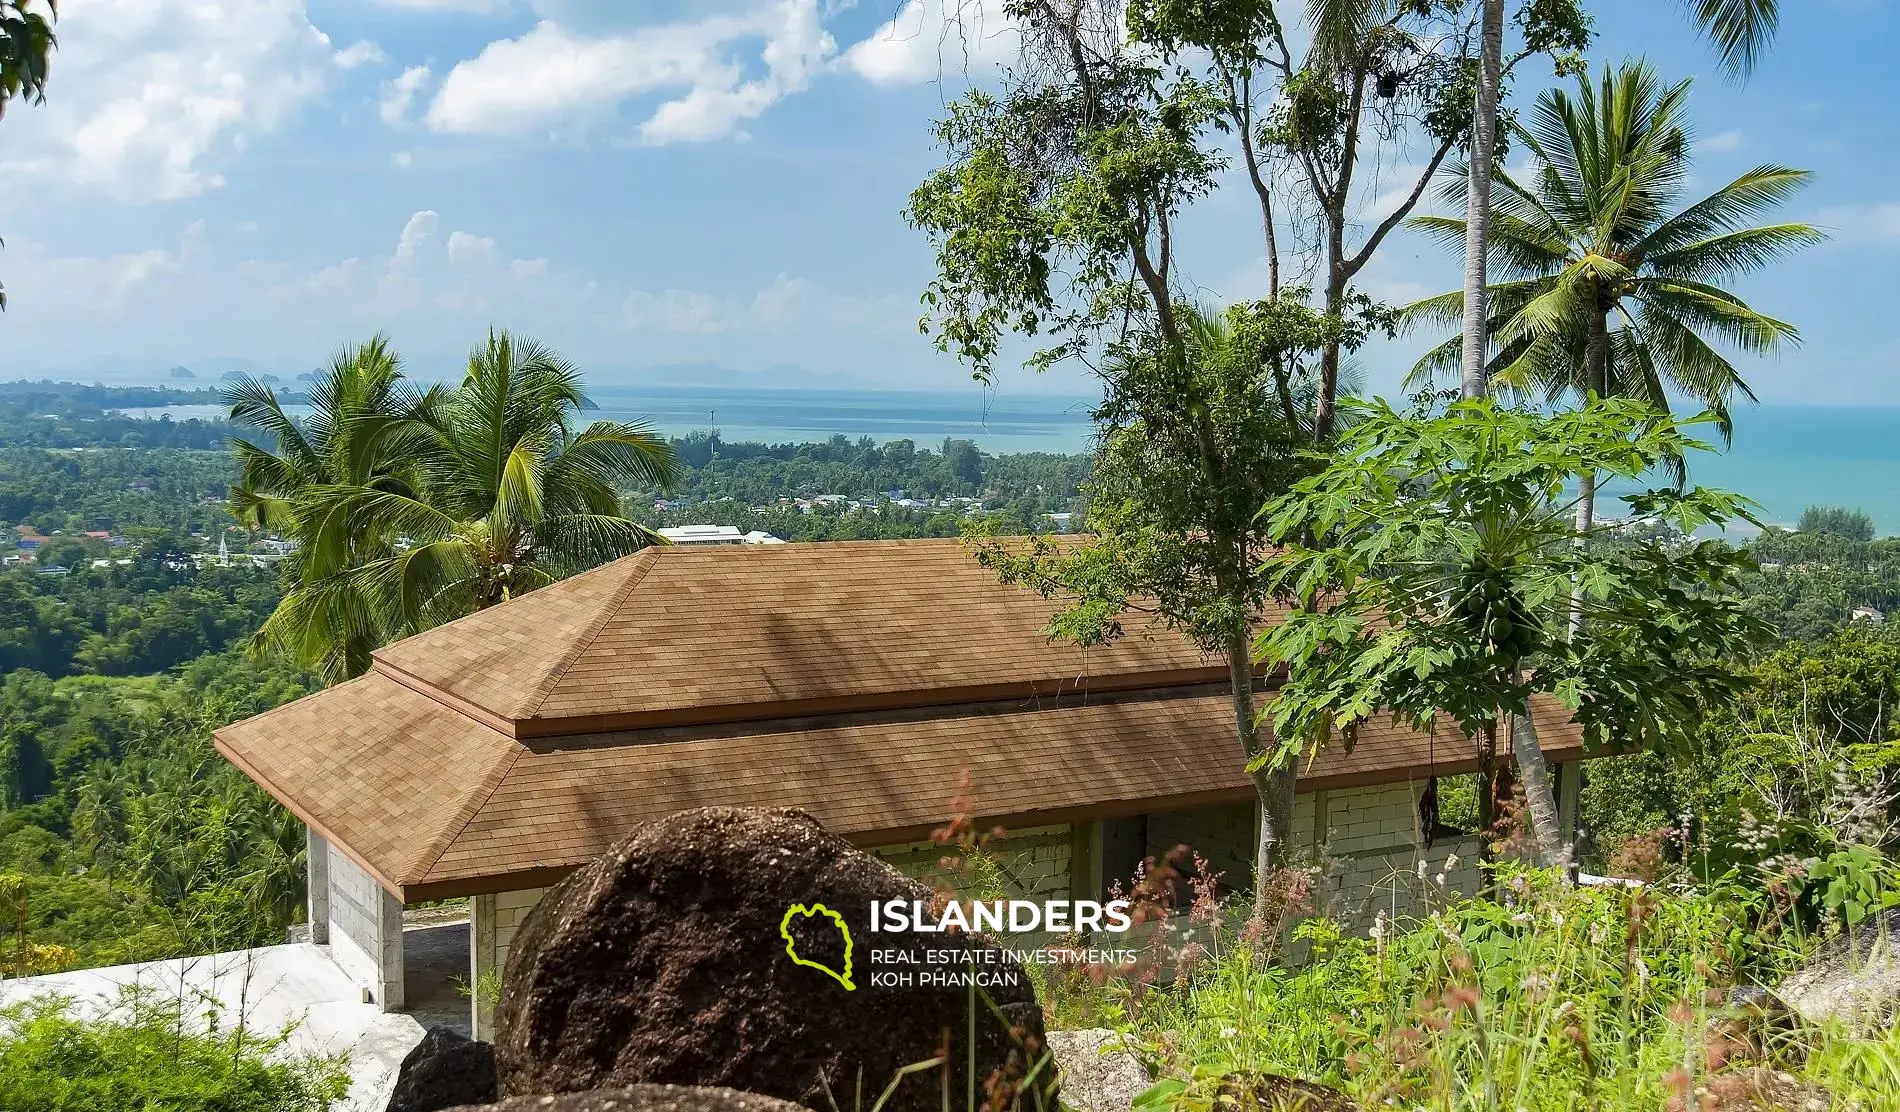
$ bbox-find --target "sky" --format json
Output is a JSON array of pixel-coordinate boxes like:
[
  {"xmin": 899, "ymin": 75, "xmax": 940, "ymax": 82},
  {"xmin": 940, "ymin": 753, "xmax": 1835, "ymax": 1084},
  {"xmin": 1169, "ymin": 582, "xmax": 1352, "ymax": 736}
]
[{"xmin": 1, "ymin": 0, "xmax": 1895, "ymax": 403}]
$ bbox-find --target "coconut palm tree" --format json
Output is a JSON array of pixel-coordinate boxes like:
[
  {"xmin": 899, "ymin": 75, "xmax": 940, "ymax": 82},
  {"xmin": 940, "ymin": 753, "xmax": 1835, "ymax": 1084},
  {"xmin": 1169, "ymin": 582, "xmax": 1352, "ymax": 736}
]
[
  {"xmin": 1453, "ymin": 0, "xmax": 1780, "ymax": 401},
  {"xmin": 1403, "ymin": 60, "xmax": 1820, "ymax": 864},
  {"xmin": 258, "ymin": 331, "xmax": 677, "ymax": 676},
  {"xmin": 226, "ymin": 337, "xmax": 429, "ymax": 680}
]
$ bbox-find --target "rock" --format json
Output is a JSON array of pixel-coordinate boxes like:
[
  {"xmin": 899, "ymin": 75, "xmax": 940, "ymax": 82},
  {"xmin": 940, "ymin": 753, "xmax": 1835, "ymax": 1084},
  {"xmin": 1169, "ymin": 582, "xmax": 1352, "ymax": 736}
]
[
  {"xmin": 1704, "ymin": 985, "xmax": 1799, "ymax": 1065},
  {"xmin": 386, "ymin": 1025, "xmax": 498, "ymax": 1112},
  {"xmin": 1047, "ymin": 1029, "xmax": 1151, "ymax": 1112},
  {"xmin": 1693, "ymin": 1067, "xmax": 1833, "ymax": 1112},
  {"xmin": 1217, "ymin": 1073, "xmax": 1359, "ymax": 1112},
  {"xmin": 1778, "ymin": 908, "xmax": 1900, "ymax": 1032},
  {"xmin": 441, "ymin": 1086, "xmax": 813, "ymax": 1112},
  {"xmin": 493, "ymin": 807, "xmax": 1052, "ymax": 1112}
]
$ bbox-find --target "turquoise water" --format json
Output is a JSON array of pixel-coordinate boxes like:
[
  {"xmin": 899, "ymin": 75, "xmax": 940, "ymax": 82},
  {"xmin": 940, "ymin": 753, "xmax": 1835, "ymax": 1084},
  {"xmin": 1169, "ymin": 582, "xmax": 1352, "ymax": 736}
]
[{"xmin": 110, "ymin": 385, "xmax": 1900, "ymax": 535}]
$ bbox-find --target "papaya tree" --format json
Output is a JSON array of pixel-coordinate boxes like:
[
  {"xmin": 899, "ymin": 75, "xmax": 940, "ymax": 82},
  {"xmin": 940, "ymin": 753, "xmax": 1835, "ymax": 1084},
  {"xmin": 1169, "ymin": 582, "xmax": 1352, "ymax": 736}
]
[{"xmin": 1256, "ymin": 397, "xmax": 1770, "ymax": 868}]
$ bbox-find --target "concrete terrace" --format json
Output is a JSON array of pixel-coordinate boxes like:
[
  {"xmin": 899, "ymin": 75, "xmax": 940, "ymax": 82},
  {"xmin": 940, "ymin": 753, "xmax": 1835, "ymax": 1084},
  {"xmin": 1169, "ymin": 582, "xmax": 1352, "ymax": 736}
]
[{"xmin": 0, "ymin": 917, "xmax": 471, "ymax": 1112}]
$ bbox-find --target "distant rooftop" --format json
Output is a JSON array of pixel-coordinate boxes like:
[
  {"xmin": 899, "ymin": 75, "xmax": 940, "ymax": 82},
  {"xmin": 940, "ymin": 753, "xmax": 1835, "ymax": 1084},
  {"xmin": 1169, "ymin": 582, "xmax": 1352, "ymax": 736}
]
[{"xmin": 656, "ymin": 524, "xmax": 784, "ymax": 546}]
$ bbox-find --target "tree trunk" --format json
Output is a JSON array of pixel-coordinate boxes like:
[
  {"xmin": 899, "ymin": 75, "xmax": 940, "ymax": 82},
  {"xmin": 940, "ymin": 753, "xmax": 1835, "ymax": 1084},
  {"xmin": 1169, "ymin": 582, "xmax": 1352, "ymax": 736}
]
[
  {"xmin": 1227, "ymin": 627, "xmax": 1295, "ymax": 924},
  {"xmin": 1509, "ymin": 703, "xmax": 1565, "ymax": 867},
  {"xmin": 1570, "ymin": 299, "xmax": 1609, "ymax": 637},
  {"xmin": 1460, "ymin": 0, "xmax": 1507, "ymax": 401},
  {"xmin": 1314, "ymin": 266, "xmax": 1348, "ymax": 440}
]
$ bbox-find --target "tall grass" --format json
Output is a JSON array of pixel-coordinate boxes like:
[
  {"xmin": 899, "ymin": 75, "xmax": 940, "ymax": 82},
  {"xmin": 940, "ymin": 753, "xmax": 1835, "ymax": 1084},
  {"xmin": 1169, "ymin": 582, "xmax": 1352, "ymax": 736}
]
[{"xmin": 1055, "ymin": 866, "xmax": 1900, "ymax": 1111}]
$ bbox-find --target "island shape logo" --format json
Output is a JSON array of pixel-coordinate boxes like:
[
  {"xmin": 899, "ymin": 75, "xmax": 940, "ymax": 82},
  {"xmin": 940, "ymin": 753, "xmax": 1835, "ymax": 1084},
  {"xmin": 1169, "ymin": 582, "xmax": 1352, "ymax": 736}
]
[{"xmin": 779, "ymin": 903, "xmax": 855, "ymax": 990}]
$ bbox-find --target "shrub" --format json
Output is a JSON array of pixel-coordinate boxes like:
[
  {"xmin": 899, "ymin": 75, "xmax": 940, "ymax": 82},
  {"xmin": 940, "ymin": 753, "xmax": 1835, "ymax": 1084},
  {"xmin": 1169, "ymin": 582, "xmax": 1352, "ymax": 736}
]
[{"xmin": 0, "ymin": 988, "xmax": 348, "ymax": 1112}]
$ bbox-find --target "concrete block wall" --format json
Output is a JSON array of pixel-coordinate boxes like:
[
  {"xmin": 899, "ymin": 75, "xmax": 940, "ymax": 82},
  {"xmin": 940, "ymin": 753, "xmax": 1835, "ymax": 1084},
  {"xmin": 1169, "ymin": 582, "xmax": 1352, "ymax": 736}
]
[
  {"xmin": 1146, "ymin": 803, "xmax": 1255, "ymax": 895},
  {"xmin": 1294, "ymin": 781, "xmax": 1484, "ymax": 928},
  {"xmin": 470, "ymin": 886, "xmax": 547, "ymax": 1039},
  {"xmin": 325, "ymin": 849, "xmax": 403, "ymax": 1009}
]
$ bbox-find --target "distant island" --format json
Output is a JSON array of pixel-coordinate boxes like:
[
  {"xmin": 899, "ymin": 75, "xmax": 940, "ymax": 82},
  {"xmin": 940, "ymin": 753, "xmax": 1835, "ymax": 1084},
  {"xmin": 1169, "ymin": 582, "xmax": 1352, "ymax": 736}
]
[{"xmin": 168, "ymin": 366, "xmax": 195, "ymax": 380}]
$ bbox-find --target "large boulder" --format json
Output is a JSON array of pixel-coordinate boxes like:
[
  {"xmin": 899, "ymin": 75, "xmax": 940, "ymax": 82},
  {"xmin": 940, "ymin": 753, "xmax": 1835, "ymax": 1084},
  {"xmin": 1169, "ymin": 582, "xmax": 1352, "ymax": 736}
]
[
  {"xmin": 1778, "ymin": 908, "xmax": 1900, "ymax": 1032},
  {"xmin": 1046, "ymin": 1030, "xmax": 1150, "ymax": 1112},
  {"xmin": 386, "ymin": 1025, "xmax": 498, "ymax": 1112},
  {"xmin": 493, "ymin": 807, "xmax": 1051, "ymax": 1112},
  {"xmin": 442, "ymin": 1086, "xmax": 812, "ymax": 1112}
]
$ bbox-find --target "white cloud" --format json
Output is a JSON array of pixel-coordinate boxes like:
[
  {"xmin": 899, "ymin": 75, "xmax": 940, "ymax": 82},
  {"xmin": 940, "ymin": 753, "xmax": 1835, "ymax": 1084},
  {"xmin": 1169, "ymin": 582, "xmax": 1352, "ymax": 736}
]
[
  {"xmin": 424, "ymin": 0, "xmax": 836, "ymax": 144},
  {"xmin": 391, "ymin": 150, "xmax": 415, "ymax": 169},
  {"xmin": 623, "ymin": 288, "xmax": 731, "ymax": 333},
  {"xmin": 751, "ymin": 272, "xmax": 808, "ymax": 324},
  {"xmin": 1816, "ymin": 202, "xmax": 1900, "ymax": 240},
  {"xmin": 1702, "ymin": 129, "xmax": 1745, "ymax": 153},
  {"xmin": 375, "ymin": 0, "xmax": 502, "ymax": 10},
  {"xmin": 333, "ymin": 40, "xmax": 388, "ymax": 69},
  {"xmin": 381, "ymin": 65, "xmax": 435, "ymax": 127},
  {"xmin": 447, "ymin": 230, "xmax": 498, "ymax": 265},
  {"xmin": 0, "ymin": 0, "xmax": 335, "ymax": 202},
  {"xmin": 841, "ymin": 0, "xmax": 1018, "ymax": 85}
]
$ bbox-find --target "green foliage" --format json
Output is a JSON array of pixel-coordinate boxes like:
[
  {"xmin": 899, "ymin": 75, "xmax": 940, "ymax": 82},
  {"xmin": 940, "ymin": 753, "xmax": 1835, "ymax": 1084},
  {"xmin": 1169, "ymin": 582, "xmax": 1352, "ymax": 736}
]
[
  {"xmin": 0, "ymin": 382, "xmax": 232, "ymax": 449},
  {"xmin": 0, "ymin": 652, "xmax": 315, "ymax": 967},
  {"xmin": 0, "ymin": 990, "xmax": 348, "ymax": 1112},
  {"xmin": 908, "ymin": 66, "xmax": 1226, "ymax": 379},
  {"xmin": 1257, "ymin": 397, "xmax": 1768, "ymax": 765},
  {"xmin": 1118, "ymin": 868, "xmax": 1849, "ymax": 1110},
  {"xmin": 1798, "ymin": 504, "xmax": 1876, "ymax": 543},
  {"xmin": 1741, "ymin": 526, "xmax": 1900, "ymax": 643}
]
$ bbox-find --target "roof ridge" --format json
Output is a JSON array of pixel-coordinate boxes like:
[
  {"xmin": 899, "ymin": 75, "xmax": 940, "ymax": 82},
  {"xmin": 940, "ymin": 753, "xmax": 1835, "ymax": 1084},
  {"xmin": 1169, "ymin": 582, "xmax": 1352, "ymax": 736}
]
[
  {"xmin": 403, "ymin": 736, "xmax": 524, "ymax": 887},
  {"xmin": 520, "ymin": 549, "xmax": 662, "ymax": 721}
]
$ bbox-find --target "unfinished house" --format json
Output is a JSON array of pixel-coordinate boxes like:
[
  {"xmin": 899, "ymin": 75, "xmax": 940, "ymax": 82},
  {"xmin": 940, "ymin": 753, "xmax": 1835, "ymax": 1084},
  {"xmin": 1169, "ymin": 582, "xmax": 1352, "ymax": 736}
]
[{"xmin": 214, "ymin": 539, "xmax": 1589, "ymax": 1036}]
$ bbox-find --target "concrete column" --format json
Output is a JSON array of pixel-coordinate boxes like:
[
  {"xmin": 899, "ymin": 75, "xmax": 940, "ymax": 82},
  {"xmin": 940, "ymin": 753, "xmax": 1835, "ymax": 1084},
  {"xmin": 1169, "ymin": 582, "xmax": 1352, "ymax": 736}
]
[
  {"xmin": 378, "ymin": 888, "xmax": 405, "ymax": 1011},
  {"xmin": 1559, "ymin": 761, "xmax": 1584, "ymax": 879},
  {"xmin": 305, "ymin": 827, "xmax": 330, "ymax": 945},
  {"xmin": 325, "ymin": 849, "xmax": 405, "ymax": 1011},
  {"xmin": 470, "ymin": 894, "xmax": 498, "ymax": 1040}
]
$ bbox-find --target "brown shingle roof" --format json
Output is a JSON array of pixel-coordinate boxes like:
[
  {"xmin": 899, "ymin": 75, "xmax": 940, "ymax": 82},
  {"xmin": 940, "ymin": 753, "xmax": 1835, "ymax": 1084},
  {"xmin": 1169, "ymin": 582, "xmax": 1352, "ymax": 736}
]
[
  {"xmin": 369, "ymin": 540, "xmax": 1225, "ymax": 736},
  {"xmin": 214, "ymin": 539, "xmax": 1591, "ymax": 901}
]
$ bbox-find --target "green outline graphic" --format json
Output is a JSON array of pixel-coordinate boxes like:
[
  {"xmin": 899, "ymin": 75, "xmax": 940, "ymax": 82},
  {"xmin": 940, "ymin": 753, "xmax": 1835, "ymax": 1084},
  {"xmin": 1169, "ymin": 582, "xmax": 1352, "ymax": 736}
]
[{"xmin": 779, "ymin": 903, "xmax": 855, "ymax": 990}]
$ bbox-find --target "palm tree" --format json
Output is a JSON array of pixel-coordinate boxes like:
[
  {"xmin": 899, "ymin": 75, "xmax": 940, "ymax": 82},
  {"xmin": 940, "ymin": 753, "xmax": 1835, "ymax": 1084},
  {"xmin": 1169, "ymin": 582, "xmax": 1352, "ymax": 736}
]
[
  {"xmin": 1456, "ymin": 1, "xmax": 1781, "ymax": 400},
  {"xmin": 258, "ymin": 330, "xmax": 678, "ymax": 675},
  {"xmin": 226, "ymin": 337, "xmax": 428, "ymax": 681},
  {"xmin": 1406, "ymin": 60, "xmax": 1820, "ymax": 863}
]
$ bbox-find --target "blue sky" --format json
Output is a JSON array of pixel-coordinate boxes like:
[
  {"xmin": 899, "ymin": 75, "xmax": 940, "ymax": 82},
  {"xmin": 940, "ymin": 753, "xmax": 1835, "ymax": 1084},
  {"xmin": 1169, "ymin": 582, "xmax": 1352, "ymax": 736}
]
[{"xmin": 2, "ymin": 0, "xmax": 1894, "ymax": 404}]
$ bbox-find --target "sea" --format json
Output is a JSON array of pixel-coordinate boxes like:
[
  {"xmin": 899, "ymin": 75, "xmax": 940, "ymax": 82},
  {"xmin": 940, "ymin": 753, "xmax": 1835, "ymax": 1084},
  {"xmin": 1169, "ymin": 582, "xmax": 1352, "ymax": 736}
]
[{"xmin": 116, "ymin": 383, "xmax": 1900, "ymax": 536}]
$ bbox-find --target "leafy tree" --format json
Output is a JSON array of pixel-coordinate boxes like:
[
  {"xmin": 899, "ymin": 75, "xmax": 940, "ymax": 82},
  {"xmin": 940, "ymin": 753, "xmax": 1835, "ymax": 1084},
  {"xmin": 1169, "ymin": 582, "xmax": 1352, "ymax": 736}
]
[
  {"xmin": 253, "ymin": 331, "xmax": 677, "ymax": 675},
  {"xmin": 1407, "ymin": 60, "xmax": 1817, "ymax": 850},
  {"xmin": 1256, "ymin": 398, "xmax": 1770, "ymax": 866},
  {"xmin": 0, "ymin": 0, "xmax": 52, "ymax": 121},
  {"xmin": 974, "ymin": 301, "xmax": 1340, "ymax": 900},
  {"xmin": 1798, "ymin": 505, "xmax": 1876, "ymax": 543},
  {"xmin": 911, "ymin": 0, "xmax": 1506, "ymax": 439}
]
